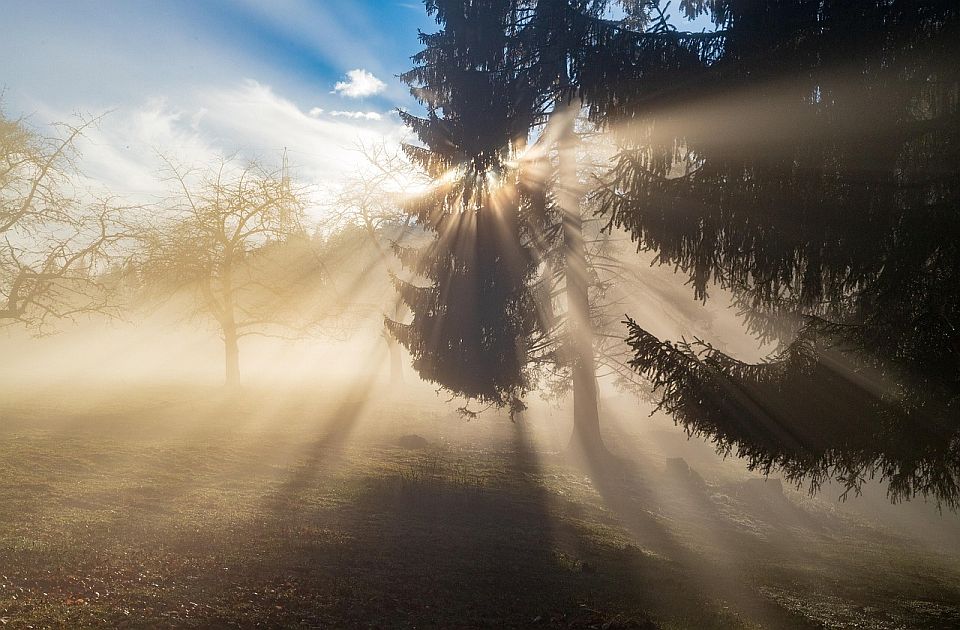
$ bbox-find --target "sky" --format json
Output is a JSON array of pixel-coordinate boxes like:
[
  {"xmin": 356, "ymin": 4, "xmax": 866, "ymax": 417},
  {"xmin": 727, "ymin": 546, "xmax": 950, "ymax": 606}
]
[
  {"xmin": 0, "ymin": 1, "xmax": 711, "ymax": 202},
  {"xmin": 0, "ymin": 0, "xmax": 436, "ymax": 199}
]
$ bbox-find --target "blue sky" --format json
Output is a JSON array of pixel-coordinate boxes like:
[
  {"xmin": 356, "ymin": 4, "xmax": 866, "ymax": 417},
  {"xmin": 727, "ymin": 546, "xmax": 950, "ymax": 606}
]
[
  {"xmin": 0, "ymin": 1, "xmax": 436, "ymax": 198},
  {"xmin": 1, "ymin": 0, "xmax": 433, "ymax": 114}
]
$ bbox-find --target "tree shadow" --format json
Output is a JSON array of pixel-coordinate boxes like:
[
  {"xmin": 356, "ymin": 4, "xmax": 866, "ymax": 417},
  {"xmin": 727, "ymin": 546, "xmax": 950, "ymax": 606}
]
[
  {"xmin": 573, "ymin": 411, "xmax": 825, "ymax": 629},
  {"xmin": 195, "ymin": 415, "xmax": 687, "ymax": 628},
  {"xmin": 185, "ymin": 411, "xmax": 806, "ymax": 628},
  {"xmin": 264, "ymin": 368, "xmax": 383, "ymax": 507},
  {"xmin": 3, "ymin": 395, "xmax": 957, "ymax": 628}
]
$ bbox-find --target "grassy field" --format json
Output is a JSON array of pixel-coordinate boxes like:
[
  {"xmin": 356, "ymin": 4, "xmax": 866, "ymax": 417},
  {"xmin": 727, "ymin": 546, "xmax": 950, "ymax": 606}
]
[{"xmin": 0, "ymin": 383, "xmax": 958, "ymax": 629}]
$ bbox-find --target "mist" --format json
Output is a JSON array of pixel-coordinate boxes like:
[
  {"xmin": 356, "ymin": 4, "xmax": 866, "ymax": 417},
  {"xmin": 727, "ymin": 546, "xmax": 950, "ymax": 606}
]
[{"xmin": 2, "ymin": 1, "xmax": 959, "ymax": 628}]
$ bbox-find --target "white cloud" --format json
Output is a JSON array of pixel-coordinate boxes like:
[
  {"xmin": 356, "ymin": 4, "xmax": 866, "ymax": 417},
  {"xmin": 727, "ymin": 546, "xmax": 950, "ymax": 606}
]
[
  {"xmin": 329, "ymin": 110, "xmax": 383, "ymax": 120},
  {"xmin": 333, "ymin": 69, "xmax": 386, "ymax": 98},
  {"xmin": 190, "ymin": 107, "xmax": 209, "ymax": 131},
  {"xmin": 65, "ymin": 79, "xmax": 406, "ymax": 210},
  {"xmin": 71, "ymin": 98, "xmax": 221, "ymax": 200},
  {"xmin": 308, "ymin": 107, "xmax": 325, "ymax": 117}
]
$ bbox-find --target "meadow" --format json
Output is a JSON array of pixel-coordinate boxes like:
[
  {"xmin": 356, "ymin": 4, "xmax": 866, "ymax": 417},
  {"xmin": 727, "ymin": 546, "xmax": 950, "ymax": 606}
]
[{"xmin": 1, "ymin": 382, "xmax": 957, "ymax": 629}]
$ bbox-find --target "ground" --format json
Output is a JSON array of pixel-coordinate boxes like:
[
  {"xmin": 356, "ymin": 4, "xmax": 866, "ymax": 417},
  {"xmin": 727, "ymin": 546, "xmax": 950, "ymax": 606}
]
[{"xmin": 0, "ymin": 383, "xmax": 958, "ymax": 629}]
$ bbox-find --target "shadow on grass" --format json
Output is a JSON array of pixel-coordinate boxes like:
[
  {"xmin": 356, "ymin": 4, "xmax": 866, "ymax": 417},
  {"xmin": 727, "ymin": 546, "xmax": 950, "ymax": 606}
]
[
  {"xmin": 572, "ymin": 405, "xmax": 960, "ymax": 629},
  {"xmin": 211, "ymin": 420, "xmax": 665, "ymax": 628},
  {"xmin": 0, "ymin": 397, "xmax": 809, "ymax": 628},
  {"xmin": 265, "ymin": 369, "xmax": 381, "ymax": 502},
  {"xmin": 3, "ymin": 394, "xmax": 959, "ymax": 629},
  {"xmin": 575, "ymin": 441, "xmax": 821, "ymax": 629}
]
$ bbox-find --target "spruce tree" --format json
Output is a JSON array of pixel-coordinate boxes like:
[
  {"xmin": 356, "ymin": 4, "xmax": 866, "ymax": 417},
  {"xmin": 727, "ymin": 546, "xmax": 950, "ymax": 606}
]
[
  {"xmin": 393, "ymin": 0, "xmax": 651, "ymax": 451},
  {"xmin": 591, "ymin": 0, "xmax": 960, "ymax": 504},
  {"xmin": 394, "ymin": 1, "xmax": 704, "ymax": 452},
  {"xmin": 387, "ymin": 0, "xmax": 545, "ymax": 412}
]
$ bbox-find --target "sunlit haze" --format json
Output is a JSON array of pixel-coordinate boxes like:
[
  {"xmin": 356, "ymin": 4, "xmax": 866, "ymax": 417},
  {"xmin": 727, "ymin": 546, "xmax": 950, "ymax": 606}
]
[{"xmin": 1, "ymin": 2, "xmax": 958, "ymax": 628}]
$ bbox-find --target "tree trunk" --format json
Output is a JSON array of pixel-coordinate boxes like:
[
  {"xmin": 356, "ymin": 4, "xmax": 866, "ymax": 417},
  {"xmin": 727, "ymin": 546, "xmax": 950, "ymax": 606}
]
[
  {"xmin": 223, "ymin": 323, "xmax": 240, "ymax": 389},
  {"xmin": 557, "ymin": 104, "xmax": 604, "ymax": 457}
]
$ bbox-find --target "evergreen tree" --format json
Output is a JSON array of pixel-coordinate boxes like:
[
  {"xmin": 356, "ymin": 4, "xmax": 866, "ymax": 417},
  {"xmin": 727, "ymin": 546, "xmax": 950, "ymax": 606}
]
[
  {"xmin": 591, "ymin": 1, "xmax": 960, "ymax": 504},
  {"xmin": 387, "ymin": 0, "xmax": 545, "ymax": 413},
  {"xmin": 393, "ymin": 0, "xmax": 649, "ymax": 451}
]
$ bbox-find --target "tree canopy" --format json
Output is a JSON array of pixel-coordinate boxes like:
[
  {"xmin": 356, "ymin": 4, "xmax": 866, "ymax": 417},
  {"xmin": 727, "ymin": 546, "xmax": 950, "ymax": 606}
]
[
  {"xmin": 395, "ymin": 0, "xmax": 960, "ymax": 502},
  {"xmin": 389, "ymin": 0, "xmax": 636, "ymax": 423},
  {"xmin": 592, "ymin": 0, "xmax": 960, "ymax": 504}
]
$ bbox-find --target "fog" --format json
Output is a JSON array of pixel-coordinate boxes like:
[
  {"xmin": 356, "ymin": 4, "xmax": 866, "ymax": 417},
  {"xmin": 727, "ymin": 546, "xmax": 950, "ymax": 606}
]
[{"xmin": 3, "ymin": 1, "xmax": 959, "ymax": 627}]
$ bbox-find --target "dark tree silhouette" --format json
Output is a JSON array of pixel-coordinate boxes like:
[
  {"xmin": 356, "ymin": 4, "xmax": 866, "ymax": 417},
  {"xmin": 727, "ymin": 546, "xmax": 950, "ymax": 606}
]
[
  {"xmin": 590, "ymin": 1, "xmax": 960, "ymax": 504},
  {"xmin": 393, "ymin": 0, "xmax": 654, "ymax": 451},
  {"xmin": 386, "ymin": 0, "xmax": 544, "ymax": 413}
]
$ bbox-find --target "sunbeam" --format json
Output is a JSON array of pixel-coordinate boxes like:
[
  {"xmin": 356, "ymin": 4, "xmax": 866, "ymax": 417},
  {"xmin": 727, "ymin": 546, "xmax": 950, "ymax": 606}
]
[{"xmin": 1, "ymin": 1, "xmax": 958, "ymax": 628}]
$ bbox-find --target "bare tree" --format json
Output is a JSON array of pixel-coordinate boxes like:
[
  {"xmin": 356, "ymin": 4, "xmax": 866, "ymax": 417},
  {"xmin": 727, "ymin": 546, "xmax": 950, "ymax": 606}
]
[
  {"xmin": 137, "ymin": 156, "xmax": 315, "ymax": 388},
  {"xmin": 0, "ymin": 110, "xmax": 135, "ymax": 330}
]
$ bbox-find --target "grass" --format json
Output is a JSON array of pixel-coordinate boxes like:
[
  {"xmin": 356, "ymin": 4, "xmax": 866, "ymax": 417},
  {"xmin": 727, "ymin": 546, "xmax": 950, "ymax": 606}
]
[{"xmin": 0, "ymin": 384, "xmax": 958, "ymax": 628}]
